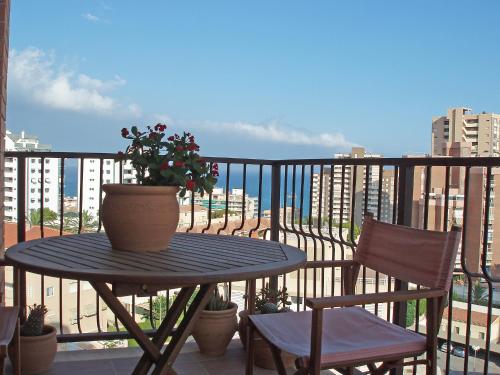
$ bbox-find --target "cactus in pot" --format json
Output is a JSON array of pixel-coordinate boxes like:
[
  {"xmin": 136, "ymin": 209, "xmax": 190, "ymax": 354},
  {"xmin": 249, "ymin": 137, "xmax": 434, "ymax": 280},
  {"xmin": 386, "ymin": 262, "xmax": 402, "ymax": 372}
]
[
  {"xmin": 192, "ymin": 284, "xmax": 238, "ymax": 356},
  {"xmin": 239, "ymin": 283, "xmax": 295, "ymax": 370},
  {"xmin": 9, "ymin": 304, "xmax": 57, "ymax": 374},
  {"xmin": 21, "ymin": 304, "xmax": 48, "ymax": 337}
]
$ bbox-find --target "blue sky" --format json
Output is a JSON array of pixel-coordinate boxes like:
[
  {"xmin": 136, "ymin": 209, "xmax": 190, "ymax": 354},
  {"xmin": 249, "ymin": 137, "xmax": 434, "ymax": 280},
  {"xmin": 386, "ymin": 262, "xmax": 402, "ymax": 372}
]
[{"xmin": 6, "ymin": 1, "xmax": 500, "ymax": 158}]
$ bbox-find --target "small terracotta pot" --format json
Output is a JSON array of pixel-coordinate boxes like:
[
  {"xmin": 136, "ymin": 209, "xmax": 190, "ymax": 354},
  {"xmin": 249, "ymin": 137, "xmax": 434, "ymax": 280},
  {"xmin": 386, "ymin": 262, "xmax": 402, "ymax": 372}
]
[
  {"xmin": 238, "ymin": 310, "xmax": 296, "ymax": 370},
  {"xmin": 192, "ymin": 302, "xmax": 238, "ymax": 356},
  {"xmin": 101, "ymin": 184, "xmax": 180, "ymax": 252},
  {"xmin": 9, "ymin": 325, "xmax": 57, "ymax": 375}
]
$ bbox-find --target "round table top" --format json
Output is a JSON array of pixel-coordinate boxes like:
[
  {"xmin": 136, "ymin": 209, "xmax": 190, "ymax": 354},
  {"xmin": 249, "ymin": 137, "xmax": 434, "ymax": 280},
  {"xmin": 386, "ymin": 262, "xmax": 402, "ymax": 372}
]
[{"xmin": 5, "ymin": 233, "xmax": 306, "ymax": 286}]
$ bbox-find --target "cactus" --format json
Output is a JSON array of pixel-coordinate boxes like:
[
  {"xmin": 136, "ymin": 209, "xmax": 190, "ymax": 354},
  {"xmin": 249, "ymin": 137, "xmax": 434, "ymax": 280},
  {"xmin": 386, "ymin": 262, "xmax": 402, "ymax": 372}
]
[
  {"xmin": 255, "ymin": 283, "xmax": 292, "ymax": 314},
  {"xmin": 206, "ymin": 286, "xmax": 230, "ymax": 311},
  {"xmin": 21, "ymin": 304, "xmax": 48, "ymax": 336},
  {"xmin": 261, "ymin": 302, "xmax": 279, "ymax": 314}
]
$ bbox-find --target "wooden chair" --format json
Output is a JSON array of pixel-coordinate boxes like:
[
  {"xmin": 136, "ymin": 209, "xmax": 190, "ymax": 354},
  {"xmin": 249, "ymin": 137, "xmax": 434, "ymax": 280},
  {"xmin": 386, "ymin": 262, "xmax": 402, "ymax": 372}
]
[
  {"xmin": 247, "ymin": 214, "xmax": 461, "ymax": 375},
  {"xmin": 0, "ymin": 306, "xmax": 20, "ymax": 375}
]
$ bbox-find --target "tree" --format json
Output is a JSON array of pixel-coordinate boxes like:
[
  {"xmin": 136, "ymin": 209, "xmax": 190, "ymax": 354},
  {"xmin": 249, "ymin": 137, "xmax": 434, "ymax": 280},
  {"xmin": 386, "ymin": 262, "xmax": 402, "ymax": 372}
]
[
  {"xmin": 141, "ymin": 295, "xmax": 169, "ymax": 324},
  {"xmin": 27, "ymin": 208, "xmax": 58, "ymax": 227},
  {"xmin": 406, "ymin": 299, "xmax": 427, "ymax": 328},
  {"xmin": 471, "ymin": 281, "xmax": 488, "ymax": 306}
]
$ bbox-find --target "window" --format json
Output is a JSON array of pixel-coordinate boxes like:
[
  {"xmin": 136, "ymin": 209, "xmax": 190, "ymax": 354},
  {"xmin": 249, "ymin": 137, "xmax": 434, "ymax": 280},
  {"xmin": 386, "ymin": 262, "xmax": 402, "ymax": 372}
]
[
  {"xmin": 480, "ymin": 332, "xmax": 485, "ymax": 340},
  {"xmin": 46, "ymin": 286, "xmax": 54, "ymax": 297},
  {"xmin": 106, "ymin": 160, "xmax": 111, "ymax": 165},
  {"xmin": 454, "ymin": 326, "xmax": 460, "ymax": 334},
  {"xmin": 106, "ymin": 170, "xmax": 111, "ymax": 175},
  {"xmin": 45, "ymin": 198, "xmax": 49, "ymax": 202},
  {"xmin": 30, "ymin": 188, "xmax": 35, "ymax": 193}
]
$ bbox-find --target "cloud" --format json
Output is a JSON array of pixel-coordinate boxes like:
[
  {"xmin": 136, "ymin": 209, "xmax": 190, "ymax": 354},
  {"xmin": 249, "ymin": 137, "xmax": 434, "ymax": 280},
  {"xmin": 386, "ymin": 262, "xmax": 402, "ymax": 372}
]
[
  {"xmin": 200, "ymin": 121, "xmax": 357, "ymax": 149},
  {"xmin": 8, "ymin": 47, "xmax": 141, "ymax": 118},
  {"xmin": 82, "ymin": 13, "xmax": 100, "ymax": 22}
]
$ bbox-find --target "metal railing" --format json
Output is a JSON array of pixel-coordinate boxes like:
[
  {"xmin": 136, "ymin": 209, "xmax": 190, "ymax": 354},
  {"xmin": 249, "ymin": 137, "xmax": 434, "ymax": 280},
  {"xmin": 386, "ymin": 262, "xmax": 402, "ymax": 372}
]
[{"xmin": 3, "ymin": 151, "xmax": 500, "ymax": 374}]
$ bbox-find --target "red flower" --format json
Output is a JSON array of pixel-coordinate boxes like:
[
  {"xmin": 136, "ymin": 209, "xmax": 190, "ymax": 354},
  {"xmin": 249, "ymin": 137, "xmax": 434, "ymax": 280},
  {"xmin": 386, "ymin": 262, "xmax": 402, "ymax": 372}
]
[
  {"xmin": 212, "ymin": 163, "xmax": 219, "ymax": 171},
  {"xmin": 213, "ymin": 170, "xmax": 219, "ymax": 177},
  {"xmin": 174, "ymin": 160, "xmax": 184, "ymax": 168},
  {"xmin": 189, "ymin": 135, "xmax": 195, "ymax": 143},
  {"xmin": 176, "ymin": 145, "xmax": 184, "ymax": 152},
  {"xmin": 121, "ymin": 128, "xmax": 129, "ymax": 137},
  {"xmin": 186, "ymin": 179, "xmax": 196, "ymax": 191},
  {"xmin": 167, "ymin": 136, "xmax": 175, "ymax": 141},
  {"xmin": 154, "ymin": 123, "xmax": 167, "ymax": 132},
  {"xmin": 149, "ymin": 132, "xmax": 157, "ymax": 140},
  {"xmin": 187, "ymin": 143, "xmax": 198, "ymax": 151},
  {"xmin": 160, "ymin": 160, "xmax": 169, "ymax": 170}
]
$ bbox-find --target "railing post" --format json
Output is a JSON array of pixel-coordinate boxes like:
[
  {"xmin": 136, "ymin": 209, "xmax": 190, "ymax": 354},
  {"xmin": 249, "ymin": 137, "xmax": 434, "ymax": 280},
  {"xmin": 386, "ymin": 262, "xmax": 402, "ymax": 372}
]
[
  {"xmin": 391, "ymin": 164, "xmax": 414, "ymax": 375},
  {"xmin": 269, "ymin": 162, "xmax": 281, "ymax": 291},
  {"xmin": 16, "ymin": 156, "xmax": 27, "ymax": 319}
]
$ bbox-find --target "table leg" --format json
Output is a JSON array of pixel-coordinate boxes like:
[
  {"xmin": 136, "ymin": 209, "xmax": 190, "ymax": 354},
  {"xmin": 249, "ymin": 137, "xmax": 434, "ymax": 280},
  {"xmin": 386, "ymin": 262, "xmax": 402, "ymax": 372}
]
[
  {"xmin": 150, "ymin": 283, "xmax": 216, "ymax": 375},
  {"xmin": 245, "ymin": 279, "xmax": 256, "ymax": 375},
  {"xmin": 132, "ymin": 286, "xmax": 196, "ymax": 375}
]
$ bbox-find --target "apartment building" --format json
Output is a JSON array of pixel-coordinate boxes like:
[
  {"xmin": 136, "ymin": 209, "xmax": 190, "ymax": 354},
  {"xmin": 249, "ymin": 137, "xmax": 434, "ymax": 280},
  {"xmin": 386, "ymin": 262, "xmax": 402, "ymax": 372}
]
[
  {"xmin": 77, "ymin": 159, "xmax": 136, "ymax": 219},
  {"xmin": 4, "ymin": 130, "xmax": 59, "ymax": 222},
  {"xmin": 432, "ymin": 107, "xmax": 500, "ymax": 157},
  {"xmin": 311, "ymin": 147, "xmax": 387, "ymax": 226},
  {"xmin": 412, "ymin": 108, "xmax": 500, "ymax": 275},
  {"xmin": 193, "ymin": 187, "xmax": 257, "ymax": 219}
]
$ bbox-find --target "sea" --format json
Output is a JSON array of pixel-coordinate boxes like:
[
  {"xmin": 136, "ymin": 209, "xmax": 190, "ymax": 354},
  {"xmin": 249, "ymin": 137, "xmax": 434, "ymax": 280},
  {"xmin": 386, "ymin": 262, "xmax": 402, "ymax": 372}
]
[{"xmin": 63, "ymin": 164, "xmax": 312, "ymax": 215}]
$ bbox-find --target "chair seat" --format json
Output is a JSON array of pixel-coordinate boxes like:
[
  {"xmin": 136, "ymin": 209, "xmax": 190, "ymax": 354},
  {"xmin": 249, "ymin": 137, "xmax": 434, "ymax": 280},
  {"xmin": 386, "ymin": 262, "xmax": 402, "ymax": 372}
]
[
  {"xmin": 249, "ymin": 306, "xmax": 426, "ymax": 367},
  {"xmin": 0, "ymin": 307, "xmax": 19, "ymax": 346}
]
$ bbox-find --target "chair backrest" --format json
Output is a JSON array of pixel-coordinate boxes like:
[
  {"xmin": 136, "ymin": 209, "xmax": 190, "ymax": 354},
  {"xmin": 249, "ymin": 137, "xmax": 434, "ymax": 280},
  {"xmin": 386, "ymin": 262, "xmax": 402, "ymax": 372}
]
[{"xmin": 354, "ymin": 214, "xmax": 461, "ymax": 290}]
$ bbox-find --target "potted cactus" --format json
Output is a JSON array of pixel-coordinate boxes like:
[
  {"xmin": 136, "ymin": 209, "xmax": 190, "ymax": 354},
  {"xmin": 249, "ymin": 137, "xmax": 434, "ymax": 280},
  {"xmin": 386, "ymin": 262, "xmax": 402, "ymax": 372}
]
[
  {"xmin": 192, "ymin": 284, "xmax": 237, "ymax": 356},
  {"xmin": 9, "ymin": 304, "xmax": 57, "ymax": 374},
  {"xmin": 238, "ymin": 283, "xmax": 296, "ymax": 370}
]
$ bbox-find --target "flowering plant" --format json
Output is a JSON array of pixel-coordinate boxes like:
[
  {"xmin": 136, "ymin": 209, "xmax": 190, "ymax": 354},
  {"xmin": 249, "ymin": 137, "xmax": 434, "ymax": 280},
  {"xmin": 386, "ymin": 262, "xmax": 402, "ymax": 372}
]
[{"xmin": 120, "ymin": 124, "xmax": 218, "ymax": 197}]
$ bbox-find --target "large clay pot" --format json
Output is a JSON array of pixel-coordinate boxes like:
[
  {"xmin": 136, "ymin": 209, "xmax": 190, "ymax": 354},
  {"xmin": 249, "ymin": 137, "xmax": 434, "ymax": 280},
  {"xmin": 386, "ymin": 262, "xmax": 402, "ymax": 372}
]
[
  {"xmin": 192, "ymin": 302, "xmax": 238, "ymax": 356},
  {"xmin": 9, "ymin": 325, "xmax": 57, "ymax": 375},
  {"xmin": 238, "ymin": 310, "xmax": 296, "ymax": 370},
  {"xmin": 101, "ymin": 184, "xmax": 179, "ymax": 252}
]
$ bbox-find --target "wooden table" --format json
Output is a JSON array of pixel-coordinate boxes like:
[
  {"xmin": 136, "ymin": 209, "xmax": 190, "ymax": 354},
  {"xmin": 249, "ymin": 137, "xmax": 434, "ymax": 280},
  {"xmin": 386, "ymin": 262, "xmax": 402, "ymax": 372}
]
[{"xmin": 5, "ymin": 232, "xmax": 306, "ymax": 375}]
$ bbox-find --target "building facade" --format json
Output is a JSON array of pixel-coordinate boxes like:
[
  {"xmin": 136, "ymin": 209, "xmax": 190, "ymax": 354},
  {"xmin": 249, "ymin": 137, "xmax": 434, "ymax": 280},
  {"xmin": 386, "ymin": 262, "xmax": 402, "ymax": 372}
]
[
  {"xmin": 311, "ymin": 147, "xmax": 387, "ymax": 226},
  {"xmin": 4, "ymin": 130, "xmax": 60, "ymax": 222}
]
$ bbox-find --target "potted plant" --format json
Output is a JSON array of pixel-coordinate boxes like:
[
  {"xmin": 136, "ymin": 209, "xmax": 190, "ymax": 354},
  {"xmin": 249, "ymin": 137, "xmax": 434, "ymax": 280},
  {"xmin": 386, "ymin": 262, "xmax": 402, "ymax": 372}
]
[
  {"xmin": 9, "ymin": 304, "xmax": 57, "ymax": 375},
  {"xmin": 238, "ymin": 283, "xmax": 296, "ymax": 370},
  {"xmin": 102, "ymin": 124, "xmax": 218, "ymax": 252},
  {"xmin": 192, "ymin": 284, "xmax": 238, "ymax": 356}
]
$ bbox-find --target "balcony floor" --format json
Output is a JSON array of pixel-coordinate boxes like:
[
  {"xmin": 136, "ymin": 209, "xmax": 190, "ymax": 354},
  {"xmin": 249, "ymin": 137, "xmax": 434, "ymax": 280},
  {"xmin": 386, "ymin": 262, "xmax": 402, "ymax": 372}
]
[{"xmin": 5, "ymin": 340, "xmax": 338, "ymax": 375}]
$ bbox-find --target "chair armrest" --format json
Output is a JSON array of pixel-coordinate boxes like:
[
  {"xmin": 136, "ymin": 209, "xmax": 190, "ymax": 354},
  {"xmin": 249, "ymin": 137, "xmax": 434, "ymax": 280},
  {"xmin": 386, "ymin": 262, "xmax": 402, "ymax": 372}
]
[
  {"xmin": 305, "ymin": 260, "xmax": 358, "ymax": 269},
  {"xmin": 305, "ymin": 288, "xmax": 446, "ymax": 309}
]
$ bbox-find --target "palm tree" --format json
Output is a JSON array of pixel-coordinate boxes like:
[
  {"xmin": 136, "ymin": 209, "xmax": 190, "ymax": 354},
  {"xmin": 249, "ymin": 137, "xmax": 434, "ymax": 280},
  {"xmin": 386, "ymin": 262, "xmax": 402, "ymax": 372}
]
[
  {"xmin": 471, "ymin": 281, "xmax": 488, "ymax": 305},
  {"xmin": 27, "ymin": 208, "xmax": 58, "ymax": 227}
]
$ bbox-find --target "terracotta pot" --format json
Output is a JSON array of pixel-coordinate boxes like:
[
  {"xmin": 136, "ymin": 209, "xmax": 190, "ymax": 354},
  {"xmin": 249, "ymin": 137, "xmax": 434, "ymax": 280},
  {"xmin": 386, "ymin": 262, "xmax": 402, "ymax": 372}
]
[
  {"xmin": 101, "ymin": 184, "xmax": 180, "ymax": 252},
  {"xmin": 192, "ymin": 302, "xmax": 238, "ymax": 356},
  {"xmin": 9, "ymin": 325, "xmax": 57, "ymax": 375},
  {"xmin": 238, "ymin": 310, "xmax": 296, "ymax": 370}
]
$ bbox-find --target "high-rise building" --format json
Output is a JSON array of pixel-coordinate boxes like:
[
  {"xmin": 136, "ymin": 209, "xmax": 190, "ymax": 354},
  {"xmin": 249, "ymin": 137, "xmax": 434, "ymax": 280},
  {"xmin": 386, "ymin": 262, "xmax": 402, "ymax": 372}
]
[
  {"xmin": 311, "ymin": 147, "xmax": 386, "ymax": 226},
  {"xmin": 432, "ymin": 107, "xmax": 500, "ymax": 157},
  {"xmin": 77, "ymin": 159, "xmax": 136, "ymax": 219},
  {"xmin": 420, "ymin": 108, "xmax": 500, "ymax": 275},
  {"xmin": 4, "ymin": 130, "xmax": 60, "ymax": 222}
]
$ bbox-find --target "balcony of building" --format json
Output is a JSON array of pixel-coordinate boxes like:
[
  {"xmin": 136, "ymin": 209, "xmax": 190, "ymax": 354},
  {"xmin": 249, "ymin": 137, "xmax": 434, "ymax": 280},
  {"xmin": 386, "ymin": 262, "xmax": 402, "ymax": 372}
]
[{"xmin": 2, "ymin": 151, "xmax": 500, "ymax": 375}]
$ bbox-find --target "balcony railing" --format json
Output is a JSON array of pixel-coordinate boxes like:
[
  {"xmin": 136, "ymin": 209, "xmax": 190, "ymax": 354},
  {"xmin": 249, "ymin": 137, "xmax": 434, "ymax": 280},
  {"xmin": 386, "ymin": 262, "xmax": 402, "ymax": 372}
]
[{"xmin": 3, "ymin": 151, "xmax": 500, "ymax": 374}]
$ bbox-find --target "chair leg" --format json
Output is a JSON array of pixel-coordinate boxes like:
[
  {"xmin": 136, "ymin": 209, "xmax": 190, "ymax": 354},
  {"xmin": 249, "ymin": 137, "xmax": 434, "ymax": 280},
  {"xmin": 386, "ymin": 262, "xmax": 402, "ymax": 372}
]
[
  {"xmin": 0, "ymin": 346, "xmax": 5, "ymax": 375},
  {"xmin": 245, "ymin": 320, "xmax": 255, "ymax": 375},
  {"xmin": 12, "ymin": 319, "xmax": 20, "ymax": 375},
  {"xmin": 269, "ymin": 345, "xmax": 287, "ymax": 375}
]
